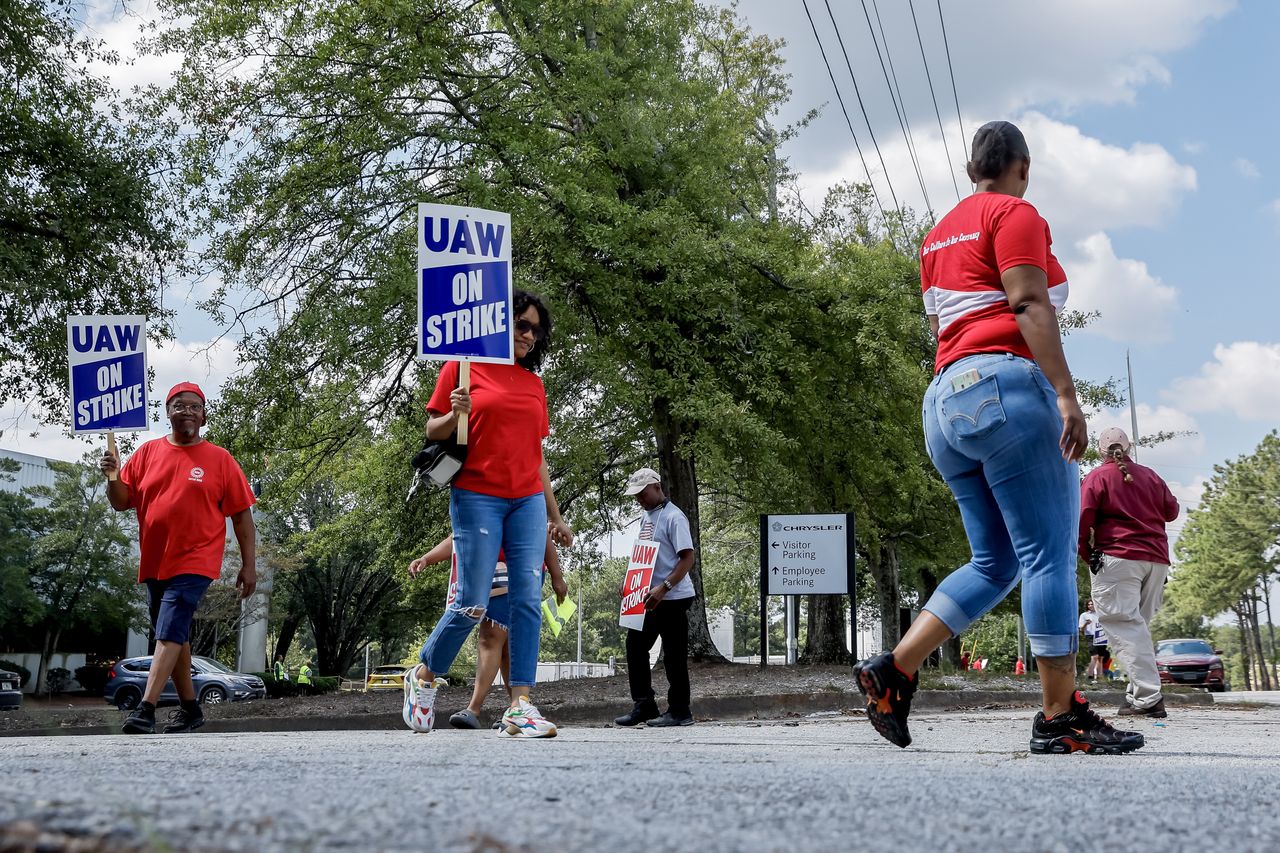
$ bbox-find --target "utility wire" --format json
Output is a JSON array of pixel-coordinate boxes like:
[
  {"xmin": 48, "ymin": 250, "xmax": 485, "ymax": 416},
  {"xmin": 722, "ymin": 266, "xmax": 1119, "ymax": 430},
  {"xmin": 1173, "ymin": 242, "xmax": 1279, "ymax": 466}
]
[
  {"xmin": 906, "ymin": 0, "xmax": 962, "ymax": 202},
  {"xmin": 935, "ymin": 0, "xmax": 970, "ymax": 190},
  {"xmin": 858, "ymin": 0, "xmax": 933, "ymax": 221},
  {"xmin": 800, "ymin": 0, "xmax": 899, "ymax": 249},
  {"xmin": 819, "ymin": 0, "xmax": 910, "ymax": 245}
]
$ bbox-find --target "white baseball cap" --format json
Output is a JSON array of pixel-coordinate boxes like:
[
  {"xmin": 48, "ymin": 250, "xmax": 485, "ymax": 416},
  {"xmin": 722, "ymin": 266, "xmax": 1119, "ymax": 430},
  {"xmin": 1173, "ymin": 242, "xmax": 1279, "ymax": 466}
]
[
  {"xmin": 1098, "ymin": 427, "xmax": 1131, "ymax": 453},
  {"xmin": 623, "ymin": 467, "xmax": 661, "ymax": 496}
]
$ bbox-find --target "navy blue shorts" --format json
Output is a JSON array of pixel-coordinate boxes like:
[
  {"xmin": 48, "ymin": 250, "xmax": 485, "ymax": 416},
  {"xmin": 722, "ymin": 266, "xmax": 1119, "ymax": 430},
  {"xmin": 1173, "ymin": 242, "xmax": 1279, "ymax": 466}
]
[{"xmin": 145, "ymin": 574, "xmax": 213, "ymax": 645}]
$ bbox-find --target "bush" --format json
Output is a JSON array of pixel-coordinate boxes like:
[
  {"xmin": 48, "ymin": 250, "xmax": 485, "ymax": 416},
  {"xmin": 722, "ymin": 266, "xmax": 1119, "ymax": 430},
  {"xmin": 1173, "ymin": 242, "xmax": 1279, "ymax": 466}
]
[
  {"xmin": 47, "ymin": 667, "xmax": 71, "ymax": 694},
  {"xmin": 74, "ymin": 664, "xmax": 111, "ymax": 695},
  {"xmin": 0, "ymin": 660, "xmax": 30, "ymax": 687},
  {"xmin": 252, "ymin": 673, "xmax": 339, "ymax": 698}
]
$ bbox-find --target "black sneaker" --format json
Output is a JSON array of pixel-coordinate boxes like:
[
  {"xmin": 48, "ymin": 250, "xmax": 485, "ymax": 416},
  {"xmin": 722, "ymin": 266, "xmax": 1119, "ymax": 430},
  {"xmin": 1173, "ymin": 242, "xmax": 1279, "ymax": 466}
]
[
  {"xmin": 613, "ymin": 700, "xmax": 660, "ymax": 727},
  {"xmin": 646, "ymin": 711, "xmax": 694, "ymax": 727},
  {"xmin": 1030, "ymin": 691, "xmax": 1145, "ymax": 755},
  {"xmin": 854, "ymin": 653, "xmax": 918, "ymax": 748},
  {"xmin": 122, "ymin": 705, "xmax": 156, "ymax": 735},
  {"xmin": 162, "ymin": 705, "xmax": 206, "ymax": 733},
  {"xmin": 1117, "ymin": 698, "xmax": 1167, "ymax": 719}
]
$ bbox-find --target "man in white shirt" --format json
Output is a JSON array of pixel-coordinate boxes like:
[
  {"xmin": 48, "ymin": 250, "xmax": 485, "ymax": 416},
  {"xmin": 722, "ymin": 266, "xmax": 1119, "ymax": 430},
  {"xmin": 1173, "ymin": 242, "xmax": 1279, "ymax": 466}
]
[
  {"xmin": 1079, "ymin": 600, "xmax": 1107, "ymax": 682},
  {"xmin": 613, "ymin": 467, "xmax": 697, "ymax": 728}
]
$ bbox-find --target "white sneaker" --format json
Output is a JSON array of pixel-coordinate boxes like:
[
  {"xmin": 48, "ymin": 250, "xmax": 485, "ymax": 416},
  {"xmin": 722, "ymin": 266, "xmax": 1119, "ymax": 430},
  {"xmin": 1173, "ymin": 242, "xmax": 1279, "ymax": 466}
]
[
  {"xmin": 498, "ymin": 696, "xmax": 557, "ymax": 738},
  {"xmin": 402, "ymin": 666, "xmax": 437, "ymax": 733}
]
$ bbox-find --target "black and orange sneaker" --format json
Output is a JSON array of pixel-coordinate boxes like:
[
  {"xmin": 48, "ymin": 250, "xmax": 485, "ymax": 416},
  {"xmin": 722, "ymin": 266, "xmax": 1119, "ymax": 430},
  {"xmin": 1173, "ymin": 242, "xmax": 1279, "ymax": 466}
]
[
  {"xmin": 854, "ymin": 653, "xmax": 918, "ymax": 748},
  {"xmin": 1029, "ymin": 691, "xmax": 1145, "ymax": 755}
]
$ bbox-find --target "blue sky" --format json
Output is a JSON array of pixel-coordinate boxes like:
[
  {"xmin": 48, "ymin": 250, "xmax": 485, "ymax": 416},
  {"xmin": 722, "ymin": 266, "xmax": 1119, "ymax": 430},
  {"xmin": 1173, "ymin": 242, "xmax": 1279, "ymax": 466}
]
[{"xmin": 5, "ymin": 0, "xmax": 1278, "ymax": 553}]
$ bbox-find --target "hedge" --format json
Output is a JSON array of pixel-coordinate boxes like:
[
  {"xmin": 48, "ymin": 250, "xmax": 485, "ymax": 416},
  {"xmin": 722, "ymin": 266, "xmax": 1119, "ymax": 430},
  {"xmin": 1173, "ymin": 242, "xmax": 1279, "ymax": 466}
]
[{"xmin": 251, "ymin": 673, "xmax": 340, "ymax": 698}]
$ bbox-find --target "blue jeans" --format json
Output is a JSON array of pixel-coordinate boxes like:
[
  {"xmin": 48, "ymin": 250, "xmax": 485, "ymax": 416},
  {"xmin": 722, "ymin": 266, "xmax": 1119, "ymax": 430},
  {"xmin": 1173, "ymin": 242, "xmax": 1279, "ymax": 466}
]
[
  {"xmin": 921, "ymin": 353, "xmax": 1080, "ymax": 658},
  {"xmin": 419, "ymin": 488, "xmax": 547, "ymax": 687}
]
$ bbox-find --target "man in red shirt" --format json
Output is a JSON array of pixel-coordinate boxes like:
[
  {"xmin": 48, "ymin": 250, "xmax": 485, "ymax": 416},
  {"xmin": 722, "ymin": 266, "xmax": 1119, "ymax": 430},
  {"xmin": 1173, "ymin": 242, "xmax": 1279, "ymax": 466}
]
[
  {"xmin": 101, "ymin": 382, "xmax": 258, "ymax": 734},
  {"xmin": 1079, "ymin": 427, "xmax": 1179, "ymax": 717}
]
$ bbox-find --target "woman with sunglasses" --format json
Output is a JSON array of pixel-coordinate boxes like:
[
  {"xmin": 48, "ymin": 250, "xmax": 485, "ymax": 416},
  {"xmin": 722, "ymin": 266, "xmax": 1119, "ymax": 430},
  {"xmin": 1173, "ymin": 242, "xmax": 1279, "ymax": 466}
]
[{"xmin": 404, "ymin": 289, "xmax": 573, "ymax": 737}]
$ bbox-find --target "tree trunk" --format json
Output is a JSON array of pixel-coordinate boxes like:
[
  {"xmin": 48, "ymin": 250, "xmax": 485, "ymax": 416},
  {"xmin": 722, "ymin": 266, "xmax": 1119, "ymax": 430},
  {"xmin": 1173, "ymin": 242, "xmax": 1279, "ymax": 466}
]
[
  {"xmin": 865, "ymin": 542, "xmax": 902, "ymax": 653},
  {"xmin": 1236, "ymin": 604, "xmax": 1253, "ymax": 691},
  {"xmin": 1249, "ymin": 588, "xmax": 1271, "ymax": 691},
  {"xmin": 1263, "ymin": 577, "xmax": 1278, "ymax": 684},
  {"xmin": 801, "ymin": 594, "xmax": 850, "ymax": 664},
  {"xmin": 275, "ymin": 611, "xmax": 303, "ymax": 661},
  {"xmin": 653, "ymin": 396, "xmax": 725, "ymax": 662},
  {"xmin": 920, "ymin": 568, "xmax": 958, "ymax": 667}
]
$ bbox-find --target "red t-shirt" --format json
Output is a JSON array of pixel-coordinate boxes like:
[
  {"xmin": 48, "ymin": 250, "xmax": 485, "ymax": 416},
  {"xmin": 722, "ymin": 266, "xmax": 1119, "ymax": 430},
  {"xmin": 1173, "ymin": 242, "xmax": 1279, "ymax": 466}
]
[
  {"xmin": 1078, "ymin": 458, "xmax": 1180, "ymax": 565},
  {"xmin": 428, "ymin": 361, "xmax": 549, "ymax": 499},
  {"xmin": 120, "ymin": 437, "xmax": 257, "ymax": 582},
  {"xmin": 920, "ymin": 193, "xmax": 1068, "ymax": 371}
]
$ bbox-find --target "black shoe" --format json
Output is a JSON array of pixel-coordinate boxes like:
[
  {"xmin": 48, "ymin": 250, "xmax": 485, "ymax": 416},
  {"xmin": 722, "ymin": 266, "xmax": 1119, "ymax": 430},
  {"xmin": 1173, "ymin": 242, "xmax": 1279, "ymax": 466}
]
[
  {"xmin": 122, "ymin": 705, "xmax": 156, "ymax": 734},
  {"xmin": 646, "ymin": 711, "xmax": 694, "ymax": 727},
  {"xmin": 854, "ymin": 653, "xmax": 918, "ymax": 748},
  {"xmin": 1030, "ymin": 691, "xmax": 1145, "ymax": 755},
  {"xmin": 1117, "ymin": 698, "xmax": 1167, "ymax": 718},
  {"xmin": 162, "ymin": 705, "xmax": 206, "ymax": 733},
  {"xmin": 613, "ymin": 701, "xmax": 660, "ymax": 727}
]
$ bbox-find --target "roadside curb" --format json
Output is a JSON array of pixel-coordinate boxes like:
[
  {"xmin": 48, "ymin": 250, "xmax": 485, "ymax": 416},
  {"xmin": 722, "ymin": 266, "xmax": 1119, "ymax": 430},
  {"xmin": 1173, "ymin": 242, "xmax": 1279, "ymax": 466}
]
[{"xmin": 0, "ymin": 686, "xmax": 1212, "ymax": 737}]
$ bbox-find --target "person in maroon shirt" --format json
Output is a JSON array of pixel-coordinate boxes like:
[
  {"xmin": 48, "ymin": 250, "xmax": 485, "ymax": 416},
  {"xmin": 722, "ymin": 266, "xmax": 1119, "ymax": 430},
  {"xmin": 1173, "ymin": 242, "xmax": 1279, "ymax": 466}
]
[{"xmin": 1079, "ymin": 427, "xmax": 1179, "ymax": 717}]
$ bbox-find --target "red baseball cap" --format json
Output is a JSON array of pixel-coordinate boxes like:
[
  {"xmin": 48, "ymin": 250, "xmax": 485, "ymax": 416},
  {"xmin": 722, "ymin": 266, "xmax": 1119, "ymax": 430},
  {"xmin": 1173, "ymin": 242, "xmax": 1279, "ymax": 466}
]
[{"xmin": 166, "ymin": 382, "xmax": 206, "ymax": 404}]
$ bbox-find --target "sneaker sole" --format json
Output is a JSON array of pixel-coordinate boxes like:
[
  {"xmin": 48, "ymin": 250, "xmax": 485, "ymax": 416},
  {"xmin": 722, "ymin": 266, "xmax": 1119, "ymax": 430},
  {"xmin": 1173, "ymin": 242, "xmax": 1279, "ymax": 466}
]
[
  {"xmin": 121, "ymin": 721, "xmax": 155, "ymax": 735},
  {"xmin": 162, "ymin": 719, "xmax": 206, "ymax": 734},
  {"xmin": 1029, "ymin": 734, "xmax": 1145, "ymax": 755},
  {"xmin": 854, "ymin": 662, "xmax": 911, "ymax": 749},
  {"xmin": 501, "ymin": 723, "xmax": 558, "ymax": 738}
]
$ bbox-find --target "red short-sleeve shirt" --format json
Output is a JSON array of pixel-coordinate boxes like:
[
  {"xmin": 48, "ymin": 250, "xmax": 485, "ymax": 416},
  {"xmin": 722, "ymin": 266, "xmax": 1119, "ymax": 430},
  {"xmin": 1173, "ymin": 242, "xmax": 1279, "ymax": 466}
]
[
  {"xmin": 920, "ymin": 193, "xmax": 1068, "ymax": 371},
  {"xmin": 428, "ymin": 361, "xmax": 549, "ymax": 499},
  {"xmin": 120, "ymin": 437, "xmax": 257, "ymax": 582}
]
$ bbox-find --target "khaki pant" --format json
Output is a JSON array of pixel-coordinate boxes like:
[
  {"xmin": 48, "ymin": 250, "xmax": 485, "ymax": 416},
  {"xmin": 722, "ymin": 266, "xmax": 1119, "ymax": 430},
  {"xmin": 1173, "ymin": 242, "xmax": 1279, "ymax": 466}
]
[{"xmin": 1090, "ymin": 556, "xmax": 1168, "ymax": 710}]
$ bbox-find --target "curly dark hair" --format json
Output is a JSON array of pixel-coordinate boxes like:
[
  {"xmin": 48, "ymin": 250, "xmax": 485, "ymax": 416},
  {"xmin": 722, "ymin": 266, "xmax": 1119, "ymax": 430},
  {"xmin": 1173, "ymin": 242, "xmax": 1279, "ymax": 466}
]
[
  {"xmin": 513, "ymin": 289, "xmax": 552, "ymax": 372},
  {"xmin": 966, "ymin": 120, "xmax": 1030, "ymax": 182}
]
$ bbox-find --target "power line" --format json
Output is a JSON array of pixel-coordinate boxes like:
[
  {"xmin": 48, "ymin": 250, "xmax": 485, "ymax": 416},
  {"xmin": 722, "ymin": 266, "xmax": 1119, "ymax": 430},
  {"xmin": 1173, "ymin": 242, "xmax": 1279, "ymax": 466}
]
[
  {"xmin": 858, "ymin": 0, "xmax": 934, "ymax": 220},
  {"xmin": 935, "ymin": 0, "xmax": 970, "ymax": 190},
  {"xmin": 799, "ymin": 0, "xmax": 899, "ymax": 249},
  {"xmin": 819, "ymin": 0, "xmax": 911, "ymax": 244},
  {"xmin": 906, "ymin": 0, "xmax": 962, "ymax": 202}
]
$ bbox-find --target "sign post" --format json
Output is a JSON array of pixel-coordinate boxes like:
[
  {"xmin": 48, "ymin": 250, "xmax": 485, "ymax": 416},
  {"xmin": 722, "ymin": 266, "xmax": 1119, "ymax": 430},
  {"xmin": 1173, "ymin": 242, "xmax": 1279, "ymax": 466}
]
[
  {"xmin": 416, "ymin": 203, "xmax": 515, "ymax": 445},
  {"xmin": 619, "ymin": 539, "xmax": 659, "ymax": 631},
  {"xmin": 67, "ymin": 315, "xmax": 150, "ymax": 479},
  {"xmin": 758, "ymin": 513, "xmax": 856, "ymax": 669}
]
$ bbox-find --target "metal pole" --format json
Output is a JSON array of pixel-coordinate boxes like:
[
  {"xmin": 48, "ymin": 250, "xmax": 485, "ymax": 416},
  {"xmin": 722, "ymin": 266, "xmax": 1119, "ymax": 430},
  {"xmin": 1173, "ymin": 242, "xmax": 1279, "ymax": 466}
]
[
  {"xmin": 1016, "ymin": 616, "xmax": 1025, "ymax": 670},
  {"xmin": 785, "ymin": 597, "xmax": 796, "ymax": 665},
  {"xmin": 1127, "ymin": 350, "xmax": 1140, "ymax": 460},
  {"xmin": 759, "ymin": 515, "xmax": 768, "ymax": 670},
  {"xmin": 576, "ymin": 580, "xmax": 583, "ymax": 665}
]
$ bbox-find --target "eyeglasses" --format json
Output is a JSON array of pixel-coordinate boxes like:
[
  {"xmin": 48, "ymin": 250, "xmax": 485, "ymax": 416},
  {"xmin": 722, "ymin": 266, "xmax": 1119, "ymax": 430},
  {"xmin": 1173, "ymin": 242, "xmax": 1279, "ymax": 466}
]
[
  {"xmin": 169, "ymin": 403, "xmax": 205, "ymax": 414},
  {"xmin": 515, "ymin": 319, "xmax": 545, "ymax": 341}
]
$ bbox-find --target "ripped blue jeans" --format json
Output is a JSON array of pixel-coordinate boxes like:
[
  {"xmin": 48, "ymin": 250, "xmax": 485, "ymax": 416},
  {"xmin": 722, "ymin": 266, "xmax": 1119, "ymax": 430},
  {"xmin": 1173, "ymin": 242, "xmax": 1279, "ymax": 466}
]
[
  {"xmin": 920, "ymin": 353, "xmax": 1080, "ymax": 658},
  {"xmin": 419, "ymin": 487, "xmax": 546, "ymax": 687}
]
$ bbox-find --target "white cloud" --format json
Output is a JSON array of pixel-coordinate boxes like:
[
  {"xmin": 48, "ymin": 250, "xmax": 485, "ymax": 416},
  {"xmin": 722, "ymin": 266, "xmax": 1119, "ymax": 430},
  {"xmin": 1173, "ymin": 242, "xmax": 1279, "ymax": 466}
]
[
  {"xmin": 1168, "ymin": 342, "xmax": 1280, "ymax": 420},
  {"xmin": 1182, "ymin": 141, "xmax": 1206, "ymax": 155},
  {"xmin": 1088, "ymin": 403, "xmax": 1204, "ymax": 461},
  {"xmin": 82, "ymin": 2, "xmax": 183, "ymax": 95},
  {"xmin": 1234, "ymin": 157, "xmax": 1261, "ymax": 179},
  {"xmin": 1063, "ymin": 233, "xmax": 1179, "ymax": 342},
  {"xmin": 1167, "ymin": 476, "xmax": 1209, "ymax": 516}
]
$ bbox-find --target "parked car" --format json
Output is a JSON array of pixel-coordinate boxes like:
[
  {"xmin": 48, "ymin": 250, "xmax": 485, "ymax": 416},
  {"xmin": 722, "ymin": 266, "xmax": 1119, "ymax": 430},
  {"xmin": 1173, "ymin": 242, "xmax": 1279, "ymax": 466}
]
[
  {"xmin": 1155, "ymin": 638, "xmax": 1229, "ymax": 692},
  {"xmin": 366, "ymin": 665, "xmax": 407, "ymax": 692},
  {"xmin": 103, "ymin": 656, "xmax": 267, "ymax": 709},
  {"xmin": 0, "ymin": 669, "xmax": 21, "ymax": 710}
]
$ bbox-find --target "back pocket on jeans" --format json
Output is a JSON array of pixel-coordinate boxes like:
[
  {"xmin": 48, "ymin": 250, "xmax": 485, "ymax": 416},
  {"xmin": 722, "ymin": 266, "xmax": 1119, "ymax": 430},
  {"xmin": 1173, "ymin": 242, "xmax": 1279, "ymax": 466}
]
[{"xmin": 942, "ymin": 374, "xmax": 1006, "ymax": 439}]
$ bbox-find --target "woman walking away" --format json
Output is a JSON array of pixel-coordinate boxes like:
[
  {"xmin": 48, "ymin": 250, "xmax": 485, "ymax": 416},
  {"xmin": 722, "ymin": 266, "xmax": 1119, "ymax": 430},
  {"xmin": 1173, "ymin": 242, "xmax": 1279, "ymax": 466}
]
[
  {"xmin": 1080, "ymin": 427, "xmax": 1179, "ymax": 718},
  {"xmin": 404, "ymin": 289, "xmax": 573, "ymax": 737},
  {"xmin": 855, "ymin": 121, "xmax": 1144, "ymax": 755}
]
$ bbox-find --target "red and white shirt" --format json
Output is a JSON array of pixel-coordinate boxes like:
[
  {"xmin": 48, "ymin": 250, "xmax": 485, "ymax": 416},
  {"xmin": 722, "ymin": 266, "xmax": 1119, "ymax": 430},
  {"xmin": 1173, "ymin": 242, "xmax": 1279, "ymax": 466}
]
[{"xmin": 920, "ymin": 193, "xmax": 1068, "ymax": 371}]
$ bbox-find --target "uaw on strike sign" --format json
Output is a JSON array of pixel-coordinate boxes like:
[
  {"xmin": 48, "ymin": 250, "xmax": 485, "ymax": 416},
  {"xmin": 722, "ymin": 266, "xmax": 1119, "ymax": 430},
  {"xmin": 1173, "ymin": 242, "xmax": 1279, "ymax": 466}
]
[
  {"xmin": 417, "ymin": 203, "xmax": 513, "ymax": 364},
  {"xmin": 67, "ymin": 316, "xmax": 148, "ymax": 433},
  {"xmin": 619, "ymin": 540, "xmax": 659, "ymax": 631}
]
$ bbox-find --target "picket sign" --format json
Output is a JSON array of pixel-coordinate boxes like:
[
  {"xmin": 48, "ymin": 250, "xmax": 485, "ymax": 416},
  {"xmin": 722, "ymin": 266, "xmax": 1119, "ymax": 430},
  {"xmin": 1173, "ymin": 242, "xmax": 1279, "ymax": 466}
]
[
  {"xmin": 67, "ymin": 315, "xmax": 150, "ymax": 482},
  {"xmin": 619, "ymin": 539, "xmax": 660, "ymax": 631}
]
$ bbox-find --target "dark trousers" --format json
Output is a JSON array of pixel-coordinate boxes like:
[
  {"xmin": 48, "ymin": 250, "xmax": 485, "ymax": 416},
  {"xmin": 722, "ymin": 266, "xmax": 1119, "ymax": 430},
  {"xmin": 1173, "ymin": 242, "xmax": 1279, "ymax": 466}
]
[{"xmin": 625, "ymin": 597, "xmax": 693, "ymax": 716}]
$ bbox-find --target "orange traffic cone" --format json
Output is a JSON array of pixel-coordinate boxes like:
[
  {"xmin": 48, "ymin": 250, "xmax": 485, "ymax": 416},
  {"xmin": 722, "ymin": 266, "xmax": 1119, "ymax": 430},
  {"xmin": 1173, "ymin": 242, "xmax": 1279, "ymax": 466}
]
[{"xmin": 1014, "ymin": 657, "xmax": 1026, "ymax": 676}]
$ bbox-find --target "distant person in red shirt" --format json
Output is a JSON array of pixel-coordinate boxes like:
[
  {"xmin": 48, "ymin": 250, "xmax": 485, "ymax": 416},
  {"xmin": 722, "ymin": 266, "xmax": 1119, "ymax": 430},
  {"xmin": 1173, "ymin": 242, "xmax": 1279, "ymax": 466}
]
[
  {"xmin": 101, "ymin": 382, "xmax": 257, "ymax": 734},
  {"xmin": 1079, "ymin": 427, "xmax": 1179, "ymax": 718},
  {"xmin": 855, "ymin": 121, "xmax": 1143, "ymax": 757}
]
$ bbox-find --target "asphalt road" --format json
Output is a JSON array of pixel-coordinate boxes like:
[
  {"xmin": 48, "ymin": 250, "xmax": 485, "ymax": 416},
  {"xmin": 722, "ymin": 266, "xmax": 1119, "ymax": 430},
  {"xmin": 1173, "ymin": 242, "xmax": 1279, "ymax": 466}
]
[{"xmin": 2, "ymin": 705, "xmax": 1277, "ymax": 852}]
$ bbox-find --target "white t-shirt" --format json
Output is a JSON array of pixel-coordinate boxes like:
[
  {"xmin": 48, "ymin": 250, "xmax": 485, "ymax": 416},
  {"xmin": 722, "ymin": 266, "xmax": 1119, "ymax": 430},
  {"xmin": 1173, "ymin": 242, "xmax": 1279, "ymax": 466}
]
[
  {"xmin": 638, "ymin": 500, "xmax": 695, "ymax": 600},
  {"xmin": 1079, "ymin": 611, "xmax": 1107, "ymax": 646}
]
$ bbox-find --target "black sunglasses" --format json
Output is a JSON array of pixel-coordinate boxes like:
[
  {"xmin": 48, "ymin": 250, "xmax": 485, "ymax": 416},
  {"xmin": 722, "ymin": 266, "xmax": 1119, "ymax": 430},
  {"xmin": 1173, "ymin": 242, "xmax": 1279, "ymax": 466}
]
[{"xmin": 515, "ymin": 318, "xmax": 545, "ymax": 341}]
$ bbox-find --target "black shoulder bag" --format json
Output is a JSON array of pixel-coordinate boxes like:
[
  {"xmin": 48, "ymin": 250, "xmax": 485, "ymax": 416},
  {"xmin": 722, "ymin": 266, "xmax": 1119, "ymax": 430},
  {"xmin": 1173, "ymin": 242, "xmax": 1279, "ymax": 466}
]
[{"xmin": 406, "ymin": 376, "xmax": 469, "ymax": 500}]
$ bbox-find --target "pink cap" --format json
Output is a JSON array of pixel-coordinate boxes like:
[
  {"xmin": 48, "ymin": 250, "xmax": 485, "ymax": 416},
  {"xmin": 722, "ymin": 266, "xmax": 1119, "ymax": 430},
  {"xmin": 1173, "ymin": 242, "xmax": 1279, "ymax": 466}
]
[{"xmin": 1098, "ymin": 427, "xmax": 1131, "ymax": 454}]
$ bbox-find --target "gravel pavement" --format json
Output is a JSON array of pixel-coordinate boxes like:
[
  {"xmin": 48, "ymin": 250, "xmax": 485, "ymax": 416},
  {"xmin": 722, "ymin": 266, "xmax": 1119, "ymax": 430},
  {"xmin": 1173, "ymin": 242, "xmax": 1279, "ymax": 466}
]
[{"xmin": 1, "ymin": 705, "xmax": 1276, "ymax": 852}]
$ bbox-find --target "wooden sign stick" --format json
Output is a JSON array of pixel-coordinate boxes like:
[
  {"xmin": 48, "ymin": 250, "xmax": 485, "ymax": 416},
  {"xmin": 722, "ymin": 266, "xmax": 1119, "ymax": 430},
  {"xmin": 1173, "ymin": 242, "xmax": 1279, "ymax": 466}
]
[
  {"xmin": 106, "ymin": 431, "xmax": 119, "ymax": 481},
  {"xmin": 456, "ymin": 361, "xmax": 471, "ymax": 445}
]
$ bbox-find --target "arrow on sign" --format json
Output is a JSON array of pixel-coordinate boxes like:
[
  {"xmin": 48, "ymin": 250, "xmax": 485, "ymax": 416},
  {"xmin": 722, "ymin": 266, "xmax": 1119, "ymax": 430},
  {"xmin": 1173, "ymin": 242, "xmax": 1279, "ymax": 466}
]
[
  {"xmin": 771, "ymin": 567, "xmax": 779, "ymax": 575},
  {"xmin": 771, "ymin": 541, "xmax": 780, "ymax": 548}
]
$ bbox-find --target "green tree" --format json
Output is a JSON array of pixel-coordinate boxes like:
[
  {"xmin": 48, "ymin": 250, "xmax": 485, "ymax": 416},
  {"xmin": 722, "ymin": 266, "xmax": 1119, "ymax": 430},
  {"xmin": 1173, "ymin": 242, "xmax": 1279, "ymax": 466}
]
[
  {"xmin": 0, "ymin": 0, "xmax": 179, "ymax": 416},
  {"xmin": 0, "ymin": 460, "xmax": 40, "ymax": 635},
  {"xmin": 24, "ymin": 458, "xmax": 137, "ymax": 692}
]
